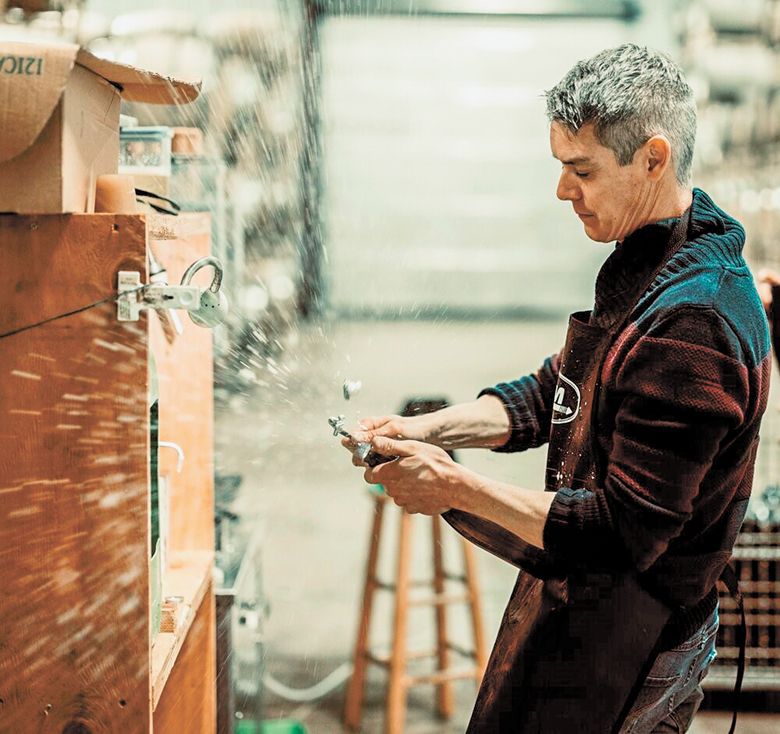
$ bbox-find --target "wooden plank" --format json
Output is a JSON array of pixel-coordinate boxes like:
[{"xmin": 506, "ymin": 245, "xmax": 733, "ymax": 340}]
[
  {"xmin": 153, "ymin": 583, "xmax": 217, "ymax": 734},
  {"xmin": 215, "ymin": 592, "xmax": 235, "ymax": 734},
  {"xmin": 0, "ymin": 214, "xmax": 151, "ymax": 733},
  {"xmin": 405, "ymin": 668, "xmax": 481, "ymax": 687},
  {"xmin": 704, "ymin": 668, "xmax": 780, "ymax": 691},
  {"xmin": 148, "ymin": 213, "xmax": 214, "ymax": 553},
  {"xmin": 151, "ymin": 551, "xmax": 214, "ymax": 708},
  {"xmin": 408, "ymin": 592, "xmax": 471, "ymax": 607}
]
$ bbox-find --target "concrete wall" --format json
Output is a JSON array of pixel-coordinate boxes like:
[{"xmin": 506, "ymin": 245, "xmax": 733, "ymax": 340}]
[{"xmin": 320, "ymin": 10, "xmax": 678, "ymax": 317}]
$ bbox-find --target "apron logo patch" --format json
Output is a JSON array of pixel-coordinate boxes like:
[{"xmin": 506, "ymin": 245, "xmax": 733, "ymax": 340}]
[{"xmin": 551, "ymin": 372, "xmax": 580, "ymax": 424}]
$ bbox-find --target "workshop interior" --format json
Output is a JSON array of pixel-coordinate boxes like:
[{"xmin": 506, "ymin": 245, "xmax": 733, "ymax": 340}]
[{"xmin": 1, "ymin": 0, "xmax": 780, "ymax": 732}]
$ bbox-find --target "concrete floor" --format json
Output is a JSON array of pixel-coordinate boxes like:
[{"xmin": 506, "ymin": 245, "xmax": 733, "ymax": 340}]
[{"xmin": 215, "ymin": 318, "xmax": 780, "ymax": 733}]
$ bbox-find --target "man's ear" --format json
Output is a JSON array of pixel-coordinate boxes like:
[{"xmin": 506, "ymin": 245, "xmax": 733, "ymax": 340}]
[{"xmin": 643, "ymin": 135, "xmax": 672, "ymax": 181}]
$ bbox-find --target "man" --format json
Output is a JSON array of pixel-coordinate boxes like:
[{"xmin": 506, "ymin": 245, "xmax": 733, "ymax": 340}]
[
  {"xmin": 345, "ymin": 44, "xmax": 771, "ymax": 733},
  {"xmin": 758, "ymin": 268, "xmax": 780, "ymax": 357}
]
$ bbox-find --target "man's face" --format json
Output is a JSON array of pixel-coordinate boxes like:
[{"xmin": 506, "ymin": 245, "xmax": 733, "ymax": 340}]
[{"xmin": 550, "ymin": 121, "xmax": 654, "ymax": 243}]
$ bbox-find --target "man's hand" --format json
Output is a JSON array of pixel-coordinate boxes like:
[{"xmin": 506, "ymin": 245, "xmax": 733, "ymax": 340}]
[
  {"xmin": 355, "ymin": 414, "xmax": 431, "ymax": 443},
  {"xmin": 356, "ymin": 436, "xmax": 462, "ymax": 515},
  {"xmin": 340, "ymin": 396, "xmax": 512, "ymax": 456},
  {"xmin": 339, "ymin": 414, "xmax": 431, "ymax": 456},
  {"xmin": 342, "ymin": 431, "xmax": 553, "ymax": 548}
]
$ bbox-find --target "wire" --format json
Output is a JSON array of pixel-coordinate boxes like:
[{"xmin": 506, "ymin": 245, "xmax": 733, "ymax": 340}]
[
  {"xmin": 0, "ymin": 284, "xmax": 149, "ymax": 341},
  {"xmin": 262, "ymin": 663, "xmax": 353, "ymax": 703}
]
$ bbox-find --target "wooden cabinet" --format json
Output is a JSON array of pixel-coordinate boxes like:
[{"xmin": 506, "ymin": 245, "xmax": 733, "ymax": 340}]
[{"xmin": 0, "ymin": 213, "xmax": 216, "ymax": 733}]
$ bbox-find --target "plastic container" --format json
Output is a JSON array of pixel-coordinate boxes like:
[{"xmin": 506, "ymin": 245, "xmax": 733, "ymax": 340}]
[
  {"xmin": 258, "ymin": 720, "xmax": 308, "ymax": 734},
  {"xmin": 120, "ymin": 126, "xmax": 173, "ymax": 176}
]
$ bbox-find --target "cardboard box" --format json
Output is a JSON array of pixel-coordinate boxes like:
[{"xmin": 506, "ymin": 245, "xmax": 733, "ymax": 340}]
[
  {"xmin": 0, "ymin": 41, "xmax": 200, "ymax": 214},
  {"xmin": 7, "ymin": 1, "xmax": 54, "ymax": 12}
]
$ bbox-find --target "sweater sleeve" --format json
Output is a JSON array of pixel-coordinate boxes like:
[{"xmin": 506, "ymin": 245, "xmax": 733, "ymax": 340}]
[
  {"xmin": 477, "ymin": 351, "xmax": 561, "ymax": 453},
  {"xmin": 542, "ymin": 306, "xmax": 749, "ymax": 572}
]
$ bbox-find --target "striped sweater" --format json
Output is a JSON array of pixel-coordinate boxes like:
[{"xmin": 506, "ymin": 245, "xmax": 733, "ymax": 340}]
[{"xmin": 481, "ymin": 188, "xmax": 771, "ymax": 644}]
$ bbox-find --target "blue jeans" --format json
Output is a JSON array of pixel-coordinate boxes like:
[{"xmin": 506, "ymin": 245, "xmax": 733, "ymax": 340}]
[{"xmin": 620, "ymin": 607, "xmax": 719, "ymax": 733}]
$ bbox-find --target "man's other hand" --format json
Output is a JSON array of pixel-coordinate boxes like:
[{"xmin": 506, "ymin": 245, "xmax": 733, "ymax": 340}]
[
  {"xmin": 339, "ymin": 414, "xmax": 431, "ymax": 454},
  {"xmin": 358, "ymin": 436, "xmax": 461, "ymax": 516}
]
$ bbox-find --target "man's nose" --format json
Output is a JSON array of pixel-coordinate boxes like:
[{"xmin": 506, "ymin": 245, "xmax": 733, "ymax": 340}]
[{"xmin": 557, "ymin": 172, "xmax": 579, "ymax": 201}]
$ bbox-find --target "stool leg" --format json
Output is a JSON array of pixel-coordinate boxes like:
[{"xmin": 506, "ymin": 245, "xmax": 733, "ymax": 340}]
[
  {"xmin": 344, "ymin": 497, "xmax": 386, "ymax": 731},
  {"xmin": 432, "ymin": 514, "xmax": 454, "ymax": 718},
  {"xmin": 386, "ymin": 509, "xmax": 413, "ymax": 734},
  {"xmin": 462, "ymin": 538, "xmax": 488, "ymax": 676}
]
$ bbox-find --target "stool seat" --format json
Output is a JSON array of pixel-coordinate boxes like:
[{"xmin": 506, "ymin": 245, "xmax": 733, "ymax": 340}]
[{"xmin": 344, "ymin": 492, "xmax": 487, "ymax": 733}]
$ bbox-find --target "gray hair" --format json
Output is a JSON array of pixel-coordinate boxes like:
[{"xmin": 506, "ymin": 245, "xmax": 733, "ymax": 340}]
[{"xmin": 545, "ymin": 44, "xmax": 696, "ymax": 185}]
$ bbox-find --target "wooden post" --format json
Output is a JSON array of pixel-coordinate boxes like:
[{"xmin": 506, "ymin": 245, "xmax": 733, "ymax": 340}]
[
  {"xmin": 432, "ymin": 514, "xmax": 454, "ymax": 717},
  {"xmin": 386, "ymin": 510, "xmax": 413, "ymax": 734},
  {"xmin": 462, "ymin": 539, "xmax": 488, "ymax": 676},
  {"xmin": 344, "ymin": 496, "xmax": 386, "ymax": 730}
]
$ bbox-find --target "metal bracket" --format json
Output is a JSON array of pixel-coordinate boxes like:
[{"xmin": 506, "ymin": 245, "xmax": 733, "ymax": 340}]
[
  {"xmin": 117, "ymin": 271, "xmax": 201, "ymax": 322},
  {"xmin": 327, "ymin": 415, "xmax": 373, "ymax": 462}
]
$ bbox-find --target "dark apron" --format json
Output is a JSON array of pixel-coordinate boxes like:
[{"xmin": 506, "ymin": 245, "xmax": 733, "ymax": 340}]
[{"xmin": 444, "ymin": 213, "xmax": 690, "ymax": 733}]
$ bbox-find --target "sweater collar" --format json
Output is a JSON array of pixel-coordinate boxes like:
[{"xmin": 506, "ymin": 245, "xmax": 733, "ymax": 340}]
[
  {"xmin": 591, "ymin": 200, "xmax": 688, "ymax": 328},
  {"xmin": 591, "ymin": 188, "xmax": 744, "ymax": 328},
  {"xmin": 618, "ymin": 187, "xmax": 743, "ymax": 255},
  {"xmin": 591, "ymin": 214, "xmax": 679, "ymax": 328},
  {"xmin": 619, "ymin": 216, "xmax": 681, "ymax": 253}
]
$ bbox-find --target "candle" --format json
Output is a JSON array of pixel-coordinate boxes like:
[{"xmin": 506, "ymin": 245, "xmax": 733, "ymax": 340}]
[
  {"xmin": 94, "ymin": 174, "xmax": 137, "ymax": 213},
  {"xmin": 172, "ymin": 127, "xmax": 203, "ymax": 156}
]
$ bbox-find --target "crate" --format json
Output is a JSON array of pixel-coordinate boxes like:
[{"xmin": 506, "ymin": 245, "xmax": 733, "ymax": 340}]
[{"xmin": 706, "ymin": 518, "xmax": 780, "ymax": 690}]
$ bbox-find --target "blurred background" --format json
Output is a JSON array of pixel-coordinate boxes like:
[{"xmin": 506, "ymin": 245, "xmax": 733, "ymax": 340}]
[{"xmin": 3, "ymin": 0, "xmax": 780, "ymax": 731}]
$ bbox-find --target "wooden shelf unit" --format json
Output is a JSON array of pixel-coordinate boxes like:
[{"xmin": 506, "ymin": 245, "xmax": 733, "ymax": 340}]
[
  {"xmin": 151, "ymin": 550, "xmax": 214, "ymax": 708},
  {"xmin": 0, "ymin": 213, "xmax": 216, "ymax": 733}
]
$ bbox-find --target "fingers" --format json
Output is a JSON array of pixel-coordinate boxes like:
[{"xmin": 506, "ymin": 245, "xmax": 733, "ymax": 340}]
[
  {"xmin": 383, "ymin": 495, "xmax": 451, "ymax": 516},
  {"xmin": 758, "ymin": 268, "xmax": 780, "ymax": 286},
  {"xmin": 363, "ymin": 458, "xmax": 396, "ymax": 483},
  {"xmin": 758, "ymin": 282, "xmax": 773, "ymax": 313},
  {"xmin": 757, "ymin": 270, "xmax": 780, "ymax": 314},
  {"xmin": 351, "ymin": 415, "xmax": 409, "ymax": 443},
  {"xmin": 371, "ymin": 435, "xmax": 419, "ymax": 457},
  {"xmin": 401, "ymin": 506, "xmax": 449, "ymax": 515},
  {"xmin": 354, "ymin": 415, "xmax": 397, "ymax": 434}
]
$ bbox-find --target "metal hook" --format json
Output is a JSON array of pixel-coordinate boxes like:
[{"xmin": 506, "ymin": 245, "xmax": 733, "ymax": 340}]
[
  {"xmin": 181, "ymin": 256, "xmax": 223, "ymax": 294},
  {"xmin": 159, "ymin": 441, "xmax": 185, "ymax": 473}
]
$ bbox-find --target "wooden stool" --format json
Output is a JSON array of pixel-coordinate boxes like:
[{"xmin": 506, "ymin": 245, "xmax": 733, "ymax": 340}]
[{"xmin": 344, "ymin": 491, "xmax": 488, "ymax": 734}]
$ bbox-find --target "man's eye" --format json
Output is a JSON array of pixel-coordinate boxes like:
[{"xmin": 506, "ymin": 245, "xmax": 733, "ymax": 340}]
[{"xmin": 575, "ymin": 171, "xmax": 590, "ymax": 179}]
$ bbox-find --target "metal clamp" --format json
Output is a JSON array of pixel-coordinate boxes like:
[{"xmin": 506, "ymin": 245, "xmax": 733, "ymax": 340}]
[{"xmin": 117, "ymin": 271, "xmax": 201, "ymax": 322}]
